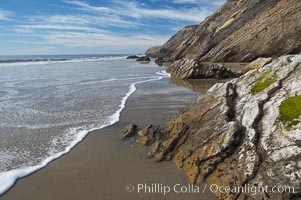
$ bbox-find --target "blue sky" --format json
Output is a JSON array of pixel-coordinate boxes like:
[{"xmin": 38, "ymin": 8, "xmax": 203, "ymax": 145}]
[{"xmin": 0, "ymin": 0, "xmax": 225, "ymax": 55}]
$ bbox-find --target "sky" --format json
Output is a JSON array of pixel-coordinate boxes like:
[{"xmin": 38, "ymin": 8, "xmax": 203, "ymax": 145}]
[{"xmin": 0, "ymin": 0, "xmax": 226, "ymax": 55}]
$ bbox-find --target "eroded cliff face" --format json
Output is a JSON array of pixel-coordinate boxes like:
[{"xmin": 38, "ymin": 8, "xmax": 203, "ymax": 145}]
[
  {"xmin": 147, "ymin": 0, "xmax": 301, "ymax": 63},
  {"xmin": 145, "ymin": 55, "xmax": 301, "ymax": 199}
]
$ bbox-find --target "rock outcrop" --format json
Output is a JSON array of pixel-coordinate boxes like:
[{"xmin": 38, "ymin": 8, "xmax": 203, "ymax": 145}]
[
  {"xmin": 144, "ymin": 55, "xmax": 301, "ymax": 199},
  {"xmin": 126, "ymin": 55, "xmax": 151, "ymax": 63},
  {"xmin": 169, "ymin": 58, "xmax": 241, "ymax": 79},
  {"xmin": 139, "ymin": 1, "xmax": 301, "ymax": 199},
  {"xmin": 136, "ymin": 56, "xmax": 151, "ymax": 62},
  {"xmin": 138, "ymin": 124, "xmax": 161, "ymax": 146},
  {"xmin": 122, "ymin": 124, "xmax": 137, "ymax": 139},
  {"xmin": 126, "ymin": 55, "xmax": 139, "ymax": 59},
  {"xmin": 146, "ymin": 0, "xmax": 301, "ymax": 63}
]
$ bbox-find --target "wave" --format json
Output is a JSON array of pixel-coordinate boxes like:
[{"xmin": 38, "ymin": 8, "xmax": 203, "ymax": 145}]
[
  {"xmin": 156, "ymin": 70, "xmax": 171, "ymax": 77},
  {"xmin": 0, "ymin": 75, "xmax": 163, "ymax": 196},
  {"xmin": 0, "ymin": 56, "xmax": 127, "ymax": 67},
  {"xmin": 78, "ymin": 76, "xmax": 162, "ymax": 86}
]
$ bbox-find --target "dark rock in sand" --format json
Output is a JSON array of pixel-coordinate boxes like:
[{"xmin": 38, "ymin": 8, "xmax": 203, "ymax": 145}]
[
  {"xmin": 122, "ymin": 123, "xmax": 137, "ymax": 139},
  {"xmin": 126, "ymin": 55, "xmax": 139, "ymax": 59},
  {"xmin": 136, "ymin": 56, "xmax": 151, "ymax": 62},
  {"xmin": 147, "ymin": 55, "xmax": 301, "ymax": 199}
]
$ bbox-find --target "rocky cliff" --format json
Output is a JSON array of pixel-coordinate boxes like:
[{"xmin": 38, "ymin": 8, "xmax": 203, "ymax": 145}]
[
  {"xmin": 137, "ymin": 55, "xmax": 301, "ymax": 199},
  {"xmin": 147, "ymin": 0, "xmax": 301, "ymax": 63},
  {"xmin": 137, "ymin": 1, "xmax": 301, "ymax": 199}
]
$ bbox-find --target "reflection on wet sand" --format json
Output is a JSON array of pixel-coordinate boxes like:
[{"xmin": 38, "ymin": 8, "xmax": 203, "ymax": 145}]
[{"xmin": 170, "ymin": 77, "xmax": 228, "ymax": 94}]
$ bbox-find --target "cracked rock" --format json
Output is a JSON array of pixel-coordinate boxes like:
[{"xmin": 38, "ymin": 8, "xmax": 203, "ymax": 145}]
[{"xmin": 150, "ymin": 55, "xmax": 301, "ymax": 199}]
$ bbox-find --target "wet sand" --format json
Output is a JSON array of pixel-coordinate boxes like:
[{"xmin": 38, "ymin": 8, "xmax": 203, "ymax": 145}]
[{"xmin": 1, "ymin": 78, "xmax": 216, "ymax": 200}]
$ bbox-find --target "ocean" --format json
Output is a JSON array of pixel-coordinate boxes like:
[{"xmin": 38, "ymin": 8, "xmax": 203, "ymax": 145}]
[{"xmin": 0, "ymin": 55, "xmax": 167, "ymax": 195}]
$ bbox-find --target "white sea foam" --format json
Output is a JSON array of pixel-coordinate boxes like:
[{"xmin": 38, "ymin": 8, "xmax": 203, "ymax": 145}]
[
  {"xmin": 78, "ymin": 78, "xmax": 118, "ymax": 85},
  {"xmin": 78, "ymin": 76, "xmax": 161, "ymax": 86},
  {"xmin": 0, "ymin": 56, "xmax": 127, "ymax": 67},
  {"xmin": 0, "ymin": 75, "xmax": 163, "ymax": 196},
  {"xmin": 156, "ymin": 70, "xmax": 171, "ymax": 77}
]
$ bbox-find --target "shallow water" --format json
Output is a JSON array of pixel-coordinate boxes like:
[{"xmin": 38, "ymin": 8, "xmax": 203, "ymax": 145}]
[{"xmin": 0, "ymin": 55, "xmax": 165, "ymax": 194}]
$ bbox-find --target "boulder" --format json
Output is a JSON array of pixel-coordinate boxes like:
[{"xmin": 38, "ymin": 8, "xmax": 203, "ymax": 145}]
[{"xmin": 121, "ymin": 124, "xmax": 137, "ymax": 139}]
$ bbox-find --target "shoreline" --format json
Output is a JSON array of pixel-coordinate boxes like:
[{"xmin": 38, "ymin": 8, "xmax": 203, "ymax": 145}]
[
  {"xmin": 1, "ymin": 77, "xmax": 217, "ymax": 200},
  {"xmin": 0, "ymin": 75, "xmax": 163, "ymax": 196}
]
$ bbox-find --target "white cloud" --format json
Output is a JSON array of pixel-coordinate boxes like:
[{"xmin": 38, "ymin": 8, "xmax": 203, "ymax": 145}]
[
  {"xmin": 0, "ymin": 10, "xmax": 14, "ymax": 20},
  {"xmin": 0, "ymin": 47, "xmax": 56, "ymax": 55},
  {"xmin": 64, "ymin": 0, "xmax": 110, "ymax": 12},
  {"xmin": 172, "ymin": 0, "xmax": 199, "ymax": 3},
  {"xmin": 8, "ymin": 28, "xmax": 170, "ymax": 53},
  {"xmin": 17, "ymin": 24, "xmax": 110, "ymax": 33},
  {"xmin": 172, "ymin": 0, "xmax": 226, "ymax": 6},
  {"xmin": 64, "ymin": 0, "xmax": 212, "ymax": 23},
  {"xmin": 26, "ymin": 14, "xmax": 140, "ymax": 28},
  {"xmin": 3, "ymin": 0, "xmax": 225, "ymax": 54},
  {"xmin": 43, "ymin": 31, "xmax": 170, "ymax": 49}
]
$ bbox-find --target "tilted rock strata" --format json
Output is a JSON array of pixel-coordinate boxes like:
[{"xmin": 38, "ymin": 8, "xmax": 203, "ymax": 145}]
[
  {"xmin": 169, "ymin": 58, "xmax": 241, "ymax": 79},
  {"xmin": 147, "ymin": 0, "xmax": 301, "ymax": 63},
  {"xmin": 148, "ymin": 55, "xmax": 301, "ymax": 199},
  {"xmin": 150, "ymin": 25, "xmax": 197, "ymax": 59}
]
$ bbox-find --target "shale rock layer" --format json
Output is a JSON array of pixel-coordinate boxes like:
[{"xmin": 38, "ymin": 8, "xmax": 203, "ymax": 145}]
[
  {"xmin": 149, "ymin": 55, "xmax": 301, "ymax": 200},
  {"xmin": 147, "ymin": 0, "xmax": 301, "ymax": 63}
]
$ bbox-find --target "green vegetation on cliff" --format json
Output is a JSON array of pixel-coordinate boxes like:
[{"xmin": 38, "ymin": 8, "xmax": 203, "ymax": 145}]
[
  {"xmin": 279, "ymin": 95, "xmax": 301, "ymax": 127},
  {"xmin": 251, "ymin": 71, "xmax": 276, "ymax": 94}
]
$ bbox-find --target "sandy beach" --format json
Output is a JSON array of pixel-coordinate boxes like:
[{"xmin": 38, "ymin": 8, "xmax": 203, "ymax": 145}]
[
  {"xmin": 1, "ymin": 78, "xmax": 217, "ymax": 200},
  {"xmin": 1, "ymin": 0, "xmax": 300, "ymax": 199}
]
